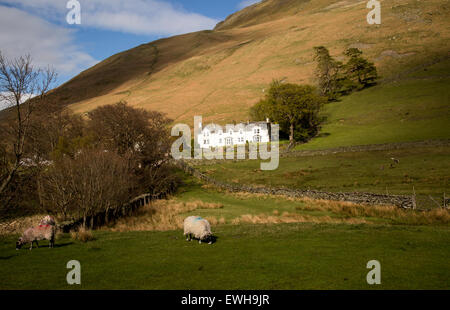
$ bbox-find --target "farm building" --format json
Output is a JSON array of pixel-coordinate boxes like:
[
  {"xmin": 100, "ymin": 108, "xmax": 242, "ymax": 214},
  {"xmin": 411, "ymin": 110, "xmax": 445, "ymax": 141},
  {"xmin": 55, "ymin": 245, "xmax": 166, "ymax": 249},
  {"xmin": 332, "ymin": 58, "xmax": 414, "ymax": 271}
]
[{"xmin": 198, "ymin": 119, "xmax": 271, "ymax": 149}]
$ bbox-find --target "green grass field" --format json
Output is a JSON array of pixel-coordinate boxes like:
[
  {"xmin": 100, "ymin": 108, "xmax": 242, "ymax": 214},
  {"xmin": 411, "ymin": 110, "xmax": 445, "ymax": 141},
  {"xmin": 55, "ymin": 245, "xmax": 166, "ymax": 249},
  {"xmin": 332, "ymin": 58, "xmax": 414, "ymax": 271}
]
[
  {"xmin": 196, "ymin": 146, "xmax": 449, "ymax": 208},
  {"xmin": 2, "ymin": 176, "xmax": 448, "ymax": 290},
  {"xmin": 168, "ymin": 176, "xmax": 448, "ymax": 226},
  {"xmin": 1, "ymin": 223, "xmax": 449, "ymax": 290}
]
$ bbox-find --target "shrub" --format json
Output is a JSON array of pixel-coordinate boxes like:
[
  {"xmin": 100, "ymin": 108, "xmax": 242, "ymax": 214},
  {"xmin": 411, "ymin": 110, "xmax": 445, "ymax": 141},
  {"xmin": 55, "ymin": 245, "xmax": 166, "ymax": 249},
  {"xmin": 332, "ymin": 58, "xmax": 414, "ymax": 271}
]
[{"xmin": 71, "ymin": 227, "xmax": 95, "ymax": 243}]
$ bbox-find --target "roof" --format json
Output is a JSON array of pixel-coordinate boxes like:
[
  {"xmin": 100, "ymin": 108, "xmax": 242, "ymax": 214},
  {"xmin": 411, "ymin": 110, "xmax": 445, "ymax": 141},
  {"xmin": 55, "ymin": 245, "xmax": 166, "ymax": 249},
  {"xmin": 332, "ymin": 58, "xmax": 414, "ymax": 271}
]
[{"xmin": 201, "ymin": 121, "xmax": 269, "ymax": 134}]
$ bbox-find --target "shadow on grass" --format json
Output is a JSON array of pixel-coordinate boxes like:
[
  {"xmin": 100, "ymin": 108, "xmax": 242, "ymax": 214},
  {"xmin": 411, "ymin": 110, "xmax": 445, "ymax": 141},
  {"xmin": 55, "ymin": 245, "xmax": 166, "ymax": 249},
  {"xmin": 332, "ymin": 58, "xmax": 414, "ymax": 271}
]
[
  {"xmin": 0, "ymin": 255, "xmax": 16, "ymax": 260},
  {"xmin": 15, "ymin": 241, "xmax": 74, "ymax": 251},
  {"xmin": 186, "ymin": 235, "xmax": 219, "ymax": 244},
  {"xmin": 53, "ymin": 242, "xmax": 74, "ymax": 248}
]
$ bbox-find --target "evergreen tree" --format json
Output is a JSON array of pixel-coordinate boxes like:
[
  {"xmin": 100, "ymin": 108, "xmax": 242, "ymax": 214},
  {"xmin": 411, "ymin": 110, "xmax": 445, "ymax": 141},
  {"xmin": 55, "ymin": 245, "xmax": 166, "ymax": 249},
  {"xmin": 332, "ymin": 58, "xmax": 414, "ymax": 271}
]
[
  {"xmin": 313, "ymin": 46, "xmax": 343, "ymax": 101},
  {"xmin": 344, "ymin": 48, "xmax": 378, "ymax": 89}
]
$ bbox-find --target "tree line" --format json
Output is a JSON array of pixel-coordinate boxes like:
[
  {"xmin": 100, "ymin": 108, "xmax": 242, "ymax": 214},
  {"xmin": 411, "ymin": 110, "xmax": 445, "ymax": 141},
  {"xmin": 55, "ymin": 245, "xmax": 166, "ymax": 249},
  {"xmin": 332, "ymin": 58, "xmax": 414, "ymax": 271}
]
[
  {"xmin": 0, "ymin": 52, "xmax": 177, "ymax": 227},
  {"xmin": 250, "ymin": 46, "xmax": 378, "ymax": 148}
]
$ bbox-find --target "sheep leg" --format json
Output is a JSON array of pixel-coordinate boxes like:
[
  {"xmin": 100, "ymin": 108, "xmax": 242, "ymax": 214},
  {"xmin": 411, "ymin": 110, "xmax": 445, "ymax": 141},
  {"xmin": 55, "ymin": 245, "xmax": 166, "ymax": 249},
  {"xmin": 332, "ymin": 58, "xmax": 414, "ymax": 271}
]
[
  {"xmin": 29, "ymin": 242, "xmax": 33, "ymax": 250},
  {"xmin": 35, "ymin": 240, "xmax": 39, "ymax": 248}
]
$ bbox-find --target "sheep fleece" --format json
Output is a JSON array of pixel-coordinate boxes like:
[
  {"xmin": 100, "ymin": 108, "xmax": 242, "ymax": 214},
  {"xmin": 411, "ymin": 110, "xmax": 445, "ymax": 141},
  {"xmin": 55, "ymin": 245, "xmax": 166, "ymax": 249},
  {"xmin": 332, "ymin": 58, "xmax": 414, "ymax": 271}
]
[
  {"xmin": 183, "ymin": 216, "xmax": 212, "ymax": 240},
  {"xmin": 21, "ymin": 225, "xmax": 55, "ymax": 244}
]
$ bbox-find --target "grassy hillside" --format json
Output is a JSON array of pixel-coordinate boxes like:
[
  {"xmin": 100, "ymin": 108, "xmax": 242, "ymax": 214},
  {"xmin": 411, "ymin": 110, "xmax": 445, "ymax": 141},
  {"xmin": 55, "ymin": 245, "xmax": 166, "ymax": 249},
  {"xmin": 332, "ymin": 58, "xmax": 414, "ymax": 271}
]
[
  {"xmin": 41, "ymin": 0, "xmax": 449, "ymax": 129},
  {"xmin": 296, "ymin": 64, "xmax": 450, "ymax": 150}
]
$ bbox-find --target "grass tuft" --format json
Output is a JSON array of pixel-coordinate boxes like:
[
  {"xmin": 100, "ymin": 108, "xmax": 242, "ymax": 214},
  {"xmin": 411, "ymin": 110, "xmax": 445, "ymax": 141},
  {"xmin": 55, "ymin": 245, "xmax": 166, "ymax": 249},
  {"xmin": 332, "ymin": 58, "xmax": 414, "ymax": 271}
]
[{"xmin": 71, "ymin": 228, "xmax": 95, "ymax": 243}]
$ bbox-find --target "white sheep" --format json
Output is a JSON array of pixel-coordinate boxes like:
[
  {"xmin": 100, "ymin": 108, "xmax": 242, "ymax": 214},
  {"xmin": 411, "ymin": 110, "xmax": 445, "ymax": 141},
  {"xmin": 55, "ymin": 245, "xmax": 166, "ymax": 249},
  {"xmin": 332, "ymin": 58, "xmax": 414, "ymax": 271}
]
[
  {"xmin": 16, "ymin": 224, "xmax": 56, "ymax": 250},
  {"xmin": 183, "ymin": 216, "xmax": 213, "ymax": 244}
]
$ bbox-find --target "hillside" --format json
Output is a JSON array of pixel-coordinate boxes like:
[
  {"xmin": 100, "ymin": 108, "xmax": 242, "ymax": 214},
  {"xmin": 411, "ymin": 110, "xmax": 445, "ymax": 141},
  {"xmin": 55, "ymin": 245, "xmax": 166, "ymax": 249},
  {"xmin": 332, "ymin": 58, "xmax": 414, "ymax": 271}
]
[{"xmin": 44, "ymin": 0, "xmax": 448, "ymax": 129}]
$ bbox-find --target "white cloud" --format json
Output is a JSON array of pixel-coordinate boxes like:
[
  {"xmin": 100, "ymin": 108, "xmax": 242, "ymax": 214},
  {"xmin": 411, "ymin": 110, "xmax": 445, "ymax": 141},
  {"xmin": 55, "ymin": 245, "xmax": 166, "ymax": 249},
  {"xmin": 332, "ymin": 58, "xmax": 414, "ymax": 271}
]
[
  {"xmin": 0, "ymin": 92, "xmax": 36, "ymax": 111},
  {"xmin": 0, "ymin": 5, "xmax": 97, "ymax": 76},
  {"xmin": 0, "ymin": 1, "xmax": 219, "ymax": 83},
  {"xmin": 0, "ymin": 94, "xmax": 9, "ymax": 111},
  {"xmin": 3, "ymin": 0, "xmax": 219, "ymax": 36},
  {"xmin": 237, "ymin": 0, "xmax": 261, "ymax": 10}
]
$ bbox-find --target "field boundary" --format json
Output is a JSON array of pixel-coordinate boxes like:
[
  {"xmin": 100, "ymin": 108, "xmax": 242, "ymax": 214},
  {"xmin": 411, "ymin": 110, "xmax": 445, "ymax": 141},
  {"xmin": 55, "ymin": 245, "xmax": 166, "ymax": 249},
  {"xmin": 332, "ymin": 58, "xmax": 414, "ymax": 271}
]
[
  {"xmin": 55, "ymin": 192, "xmax": 166, "ymax": 233},
  {"xmin": 175, "ymin": 161, "xmax": 415, "ymax": 209},
  {"xmin": 285, "ymin": 139, "xmax": 450, "ymax": 158}
]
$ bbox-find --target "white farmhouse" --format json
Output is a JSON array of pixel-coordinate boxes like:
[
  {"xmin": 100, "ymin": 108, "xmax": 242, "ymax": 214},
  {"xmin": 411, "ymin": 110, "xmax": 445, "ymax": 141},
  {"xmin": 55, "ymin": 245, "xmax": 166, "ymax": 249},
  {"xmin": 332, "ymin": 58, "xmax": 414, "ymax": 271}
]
[{"xmin": 198, "ymin": 119, "xmax": 271, "ymax": 149}]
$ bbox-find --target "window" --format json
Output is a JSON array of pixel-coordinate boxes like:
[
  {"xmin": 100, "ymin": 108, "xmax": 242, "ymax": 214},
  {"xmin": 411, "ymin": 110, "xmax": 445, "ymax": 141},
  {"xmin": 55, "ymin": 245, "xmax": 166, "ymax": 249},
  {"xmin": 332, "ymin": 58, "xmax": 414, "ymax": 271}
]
[
  {"xmin": 253, "ymin": 135, "xmax": 261, "ymax": 143},
  {"xmin": 254, "ymin": 128, "xmax": 260, "ymax": 135},
  {"xmin": 225, "ymin": 137, "xmax": 233, "ymax": 146},
  {"xmin": 204, "ymin": 140, "xmax": 209, "ymax": 145}
]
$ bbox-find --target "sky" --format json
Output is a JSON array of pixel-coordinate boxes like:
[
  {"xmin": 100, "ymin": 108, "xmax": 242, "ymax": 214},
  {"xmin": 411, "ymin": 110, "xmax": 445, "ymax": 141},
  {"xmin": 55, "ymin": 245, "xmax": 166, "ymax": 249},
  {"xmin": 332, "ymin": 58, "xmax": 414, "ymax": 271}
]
[{"xmin": 0, "ymin": 0, "xmax": 261, "ymax": 89}]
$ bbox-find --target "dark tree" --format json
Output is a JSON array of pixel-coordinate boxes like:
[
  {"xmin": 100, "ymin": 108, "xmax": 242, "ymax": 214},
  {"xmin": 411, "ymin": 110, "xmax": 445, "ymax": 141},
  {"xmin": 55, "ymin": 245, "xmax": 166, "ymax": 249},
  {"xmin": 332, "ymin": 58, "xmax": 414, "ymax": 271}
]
[
  {"xmin": 313, "ymin": 46, "xmax": 343, "ymax": 101},
  {"xmin": 38, "ymin": 148, "xmax": 135, "ymax": 226},
  {"xmin": 250, "ymin": 81, "xmax": 326, "ymax": 147},
  {"xmin": 344, "ymin": 48, "xmax": 378, "ymax": 89},
  {"xmin": 87, "ymin": 101, "xmax": 177, "ymax": 196}
]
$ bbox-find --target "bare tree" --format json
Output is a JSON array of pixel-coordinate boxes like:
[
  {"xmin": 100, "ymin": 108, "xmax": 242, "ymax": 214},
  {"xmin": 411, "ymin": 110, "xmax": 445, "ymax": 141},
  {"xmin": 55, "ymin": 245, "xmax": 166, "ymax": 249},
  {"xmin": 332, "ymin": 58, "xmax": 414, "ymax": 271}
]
[
  {"xmin": 38, "ymin": 148, "xmax": 136, "ymax": 227},
  {"xmin": 87, "ymin": 101, "xmax": 175, "ymax": 195},
  {"xmin": 37, "ymin": 164, "xmax": 76, "ymax": 221},
  {"xmin": 27, "ymin": 103, "xmax": 85, "ymax": 162},
  {"xmin": 0, "ymin": 52, "xmax": 56, "ymax": 196}
]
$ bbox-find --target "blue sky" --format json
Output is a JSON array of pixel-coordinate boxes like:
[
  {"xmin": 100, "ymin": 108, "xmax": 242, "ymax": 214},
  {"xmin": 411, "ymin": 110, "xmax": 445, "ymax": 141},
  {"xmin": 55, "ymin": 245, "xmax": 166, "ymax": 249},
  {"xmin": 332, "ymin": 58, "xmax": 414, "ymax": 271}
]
[{"xmin": 0, "ymin": 0, "xmax": 261, "ymax": 86}]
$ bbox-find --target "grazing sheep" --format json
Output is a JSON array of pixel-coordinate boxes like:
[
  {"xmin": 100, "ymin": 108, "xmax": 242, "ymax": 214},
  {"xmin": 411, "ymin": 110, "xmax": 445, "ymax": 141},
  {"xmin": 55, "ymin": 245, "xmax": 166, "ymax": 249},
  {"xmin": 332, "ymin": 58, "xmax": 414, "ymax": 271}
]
[
  {"xmin": 16, "ymin": 224, "xmax": 56, "ymax": 250},
  {"xmin": 183, "ymin": 216, "xmax": 213, "ymax": 244},
  {"xmin": 391, "ymin": 157, "xmax": 400, "ymax": 164}
]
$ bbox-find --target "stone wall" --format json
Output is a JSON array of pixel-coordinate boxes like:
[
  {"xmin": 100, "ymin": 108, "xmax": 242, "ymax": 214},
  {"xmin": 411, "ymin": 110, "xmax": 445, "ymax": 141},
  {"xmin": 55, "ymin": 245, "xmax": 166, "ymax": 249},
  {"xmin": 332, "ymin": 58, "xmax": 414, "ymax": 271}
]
[
  {"xmin": 282, "ymin": 139, "xmax": 450, "ymax": 158},
  {"xmin": 175, "ymin": 160, "xmax": 415, "ymax": 209}
]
